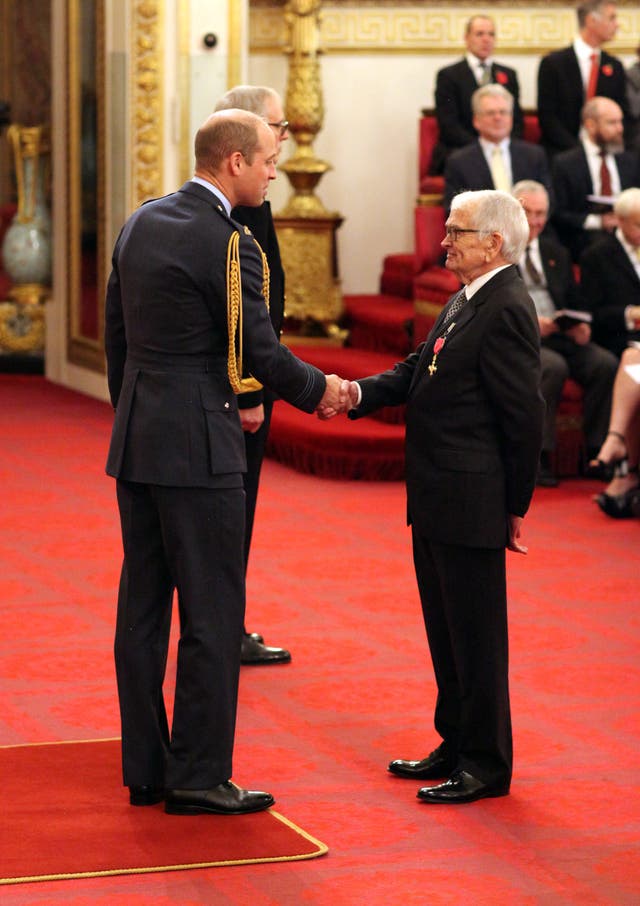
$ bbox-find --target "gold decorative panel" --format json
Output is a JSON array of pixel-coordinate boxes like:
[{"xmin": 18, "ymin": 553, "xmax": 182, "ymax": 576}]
[
  {"xmin": 132, "ymin": 0, "xmax": 163, "ymax": 207},
  {"xmin": 250, "ymin": 3, "xmax": 640, "ymax": 55}
]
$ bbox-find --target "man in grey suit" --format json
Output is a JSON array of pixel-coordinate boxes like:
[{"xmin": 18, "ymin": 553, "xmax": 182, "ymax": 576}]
[
  {"xmin": 328, "ymin": 191, "xmax": 544, "ymax": 803},
  {"xmin": 444, "ymin": 85, "xmax": 551, "ymax": 214},
  {"xmin": 105, "ymin": 110, "xmax": 346, "ymax": 815}
]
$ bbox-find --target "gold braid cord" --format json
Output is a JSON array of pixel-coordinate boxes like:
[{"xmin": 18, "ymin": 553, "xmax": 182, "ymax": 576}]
[{"xmin": 226, "ymin": 227, "xmax": 271, "ymax": 394}]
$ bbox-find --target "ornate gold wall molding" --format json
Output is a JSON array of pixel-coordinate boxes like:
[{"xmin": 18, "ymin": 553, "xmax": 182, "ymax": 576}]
[
  {"xmin": 132, "ymin": 0, "xmax": 163, "ymax": 207},
  {"xmin": 250, "ymin": 3, "xmax": 639, "ymax": 55}
]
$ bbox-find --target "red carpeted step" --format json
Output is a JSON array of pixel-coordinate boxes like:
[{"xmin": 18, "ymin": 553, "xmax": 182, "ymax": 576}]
[
  {"xmin": 266, "ymin": 399, "xmax": 405, "ymax": 481},
  {"xmin": 343, "ymin": 294, "xmax": 414, "ymax": 356}
]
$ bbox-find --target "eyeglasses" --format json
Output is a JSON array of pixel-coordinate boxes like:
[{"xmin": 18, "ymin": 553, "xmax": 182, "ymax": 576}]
[
  {"xmin": 268, "ymin": 120, "xmax": 289, "ymax": 136},
  {"xmin": 444, "ymin": 227, "xmax": 482, "ymax": 242}
]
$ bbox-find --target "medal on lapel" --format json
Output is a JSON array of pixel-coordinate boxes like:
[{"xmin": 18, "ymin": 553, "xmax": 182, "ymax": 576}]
[{"xmin": 427, "ymin": 322, "xmax": 455, "ymax": 376}]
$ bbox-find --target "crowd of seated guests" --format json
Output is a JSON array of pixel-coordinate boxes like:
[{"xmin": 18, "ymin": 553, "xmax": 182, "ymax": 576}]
[{"xmin": 420, "ymin": 1, "xmax": 640, "ymax": 514}]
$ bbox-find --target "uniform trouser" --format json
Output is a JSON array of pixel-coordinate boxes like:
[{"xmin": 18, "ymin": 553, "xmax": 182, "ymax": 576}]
[
  {"xmin": 241, "ymin": 398, "xmax": 273, "ymax": 632},
  {"xmin": 114, "ymin": 479, "xmax": 245, "ymax": 790},
  {"xmin": 412, "ymin": 530, "xmax": 512, "ymax": 789}
]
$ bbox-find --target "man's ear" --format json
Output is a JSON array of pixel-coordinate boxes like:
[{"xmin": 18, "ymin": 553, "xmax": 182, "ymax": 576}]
[
  {"xmin": 229, "ymin": 151, "xmax": 244, "ymax": 174},
  {"xmin": 486, "ymin": 231, "xmax": 504, "ymax": 261}
]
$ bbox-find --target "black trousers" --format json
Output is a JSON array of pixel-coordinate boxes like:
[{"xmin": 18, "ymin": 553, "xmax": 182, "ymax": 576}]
[
  {"xmin": 114, "ymin": 479, "xmax": 245, "ymax": 790},
  {"xmin": 412, "ymin": 529, "xmax": 512, "ymax": 788}
]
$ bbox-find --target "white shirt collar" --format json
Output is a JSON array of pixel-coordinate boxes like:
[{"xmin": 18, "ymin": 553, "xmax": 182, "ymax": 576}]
[
  {"xmin": 464, "ymin": 264, "xmax": 511, "ymax": 299},
  {"xmin": 466, "ymin": 52, "xmax": 493, "ymax": 72},
  {"xmin": 574, "ymin": 35, "xmax": 600, "ymax": 63},
  {"xmin": 191, "ymin": 176, "xmax": 232, "ymax": 216}
]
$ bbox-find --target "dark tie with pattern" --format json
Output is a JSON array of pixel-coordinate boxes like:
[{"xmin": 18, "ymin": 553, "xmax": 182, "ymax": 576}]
[
  {"xmin": 525, "ymin": 246, "xmax": 542, "ymax": 285},
  {"xmin": 443, "ymin": 288, "xmax": 467, "ymax": 323}
]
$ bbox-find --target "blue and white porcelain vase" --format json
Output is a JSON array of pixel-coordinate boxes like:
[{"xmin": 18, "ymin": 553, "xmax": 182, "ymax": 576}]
[{"xmin": 1, "ymin": 125, "xmax": 51, "ymax": 304}]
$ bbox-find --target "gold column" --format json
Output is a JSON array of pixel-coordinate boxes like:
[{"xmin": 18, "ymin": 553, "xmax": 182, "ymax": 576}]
[{"xmin": 275, "ymin": 0, "xmax": 345, "ymax": 342}]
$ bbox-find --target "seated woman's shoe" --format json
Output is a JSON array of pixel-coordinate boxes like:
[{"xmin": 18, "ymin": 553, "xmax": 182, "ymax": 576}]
[
  {"xmin": 586, "ymin": 431, "xmax": 628, "ymax": 481},
  {"xmin": 594, "ymin": 468, "xmax": 639, "ymax": 518}
]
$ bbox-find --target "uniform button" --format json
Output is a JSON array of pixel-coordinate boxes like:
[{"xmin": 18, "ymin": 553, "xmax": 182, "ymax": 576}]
[{"xmin": 224, "ymin": 402, "xmax": 230, "ymax": 409}]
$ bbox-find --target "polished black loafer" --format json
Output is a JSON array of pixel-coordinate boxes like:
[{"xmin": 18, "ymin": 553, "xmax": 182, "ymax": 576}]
[
  {"xmin": 241, "ymin": 632, "xmax": 291, "ymax": 665},
  {"xmin": 129, "ymin": 785, "xmax": 164, "ymax": 806},
  {"xmin": 165, "ymin": 780, "xmax": 275, "ymax": 815},
  {"xmin": 417, "ymin": 770, "xmax": 509, "ymax": 804},
  {"xmin": 388, "ymin": 748, "xmax": 453, "ymax": 780}
]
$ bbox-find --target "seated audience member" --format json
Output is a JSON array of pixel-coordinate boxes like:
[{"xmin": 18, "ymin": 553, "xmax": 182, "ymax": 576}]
[
  {"xmin": 627, "ymin": 44, "xmax": 640, "ymax": 150},
  {"xmin": 512, "ymin": 180, "xmax": 617, "ymax": 487},
  {"xmin": 444, "ymin": 85, "xmax": 551, "ymax": 214},
  {"xmin": 589, "ymin": 346, "xmax": 640, "ymax": 518},
  {"xmin": 551, "ymin": 97, "xmax": 639, "ymax": 262},
  {"xmin": 537, "ymin": 0, "xmax": 628, "ymax": 158},
  {"xmin": 430, "ymin": 14, "xmax": 523, "ymax": 175},
  {"xmin": 580, "ymin": 187, "xmax": 640, "ymax": 358}
]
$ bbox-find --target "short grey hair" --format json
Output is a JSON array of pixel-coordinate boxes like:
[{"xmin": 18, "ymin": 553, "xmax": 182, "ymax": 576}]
[
  {"xmin": 214, "ymin": 85, "xmax": 280, "ymax": 119},
  {"xmin": 577, "ymin": 1, "xmax": 615, "ymax": 29},
  {"xmin": 511, "ymin": 180, "xmax": 549, "ymax": 206},
  {"xmin": 450, "ymin": 189, "xmax": 529, "ymax": 263},
  {"xmin": 471, "ymin": 83, "xmax": 514, "ymax": 116},
  {"xmin": 614, "ymin": 187, "xmax": 640, "ymax": 218}
]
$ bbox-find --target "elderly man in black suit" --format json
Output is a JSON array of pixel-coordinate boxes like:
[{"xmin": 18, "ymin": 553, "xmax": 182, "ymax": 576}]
[
  {"xmin": 512, "ymin": 180, "xmax": 617, "ymax": 487},
  {"xmin": 330, "ymin": 190, "xmax": 544, "ymax": 803},
  {"xmin": 430, "ymin": 14, "xmax": 523, "ymax": 175},
  {"xmin": 580, "ymin": 186, "xmax": 640, "ymax": 358},
  {"xmin": 214, "ymin": 85, "xmax": 292, "ymax": 666},
  {"xmin": 444, "ymin": 84, "xmax": 551, "ymax": 214},
  {"xmin": 537, "ymin": 0, "xmax": 628, "ymax": 158},
  {"xmin": 551, "ymin": 97, "xmax": 640, "ymax": 262},
  {"xmin": 105, "ymin": 110, "xmax": 347, "ymax": 815}
]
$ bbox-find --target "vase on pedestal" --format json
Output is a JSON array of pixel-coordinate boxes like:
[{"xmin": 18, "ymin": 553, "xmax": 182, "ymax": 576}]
[{"xmin": 1, "ymin": 124, "xmax": 52, "ymax": 306}]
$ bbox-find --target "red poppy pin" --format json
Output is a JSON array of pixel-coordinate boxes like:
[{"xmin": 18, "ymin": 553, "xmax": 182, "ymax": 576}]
[
  {"xmin": 601, "ymin": 64, "xmax": 613, "ymax": 77},
  {"xmin": 495, "ymin": 70, "xmax": 509, "ymax": 86}
]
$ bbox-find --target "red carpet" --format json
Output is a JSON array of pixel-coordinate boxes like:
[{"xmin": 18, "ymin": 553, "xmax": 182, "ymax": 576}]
[
  {"xmin": 0, "ymin": 739, "xmax": 326, "ymax": 885},
  {"xmin": 0, "ymin": 375, "xmax": 639, "ymax": 904}
]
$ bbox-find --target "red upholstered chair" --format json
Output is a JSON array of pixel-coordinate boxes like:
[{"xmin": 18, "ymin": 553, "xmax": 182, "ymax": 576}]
[
  {"xmin": 418, "ymin": 115, "xmax": 444, "ymax": 200},
  {"xmin": 412, "ymin": 203, "xmax": 459, "ymax": 345}
]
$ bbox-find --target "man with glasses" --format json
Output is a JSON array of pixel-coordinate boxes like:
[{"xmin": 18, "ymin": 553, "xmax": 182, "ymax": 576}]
[
  {"xmin": 332, "ymin": 190, "xmax": 544, "ymax": 803},
  {"xmin": 444, "ymin": 84, "xmax": 551, "ymax": 214},
  {"xmin": 214, "ymin": 86, "xmax": 292, "ymax": 666}
]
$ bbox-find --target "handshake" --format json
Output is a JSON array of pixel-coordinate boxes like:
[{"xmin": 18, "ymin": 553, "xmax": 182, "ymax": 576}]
[{"xmin": 316, "ymin": 374, "xmax": 359, "ymax": 420}]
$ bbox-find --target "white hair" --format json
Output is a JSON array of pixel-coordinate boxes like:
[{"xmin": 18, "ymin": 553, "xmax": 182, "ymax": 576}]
[
  {"xmin": 450, "ymin": 189, "xmax": 530, "ymax": 263},
  {"xmin": 614, "ymin": 187, "xmax": 640, "ymax": 218}
]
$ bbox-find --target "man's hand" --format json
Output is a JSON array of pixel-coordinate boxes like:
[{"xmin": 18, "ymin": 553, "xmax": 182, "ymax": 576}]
[
  {"xmin": 565, "ymin": 322, "xmax": 591, "ymax": 345},
  {"xmin": 601, "ymin": 212, "xmax": 618, "ymax": 232},
  {"xmin": 538, "ymin": 316, "xmax": 558, "ymax": 339},
  {"xmin": 239, "ymin": 404, "xmax": 264, "ymax": 433},
  {"xmin": 507, "ymin": 514, "xmax": 528, "ymax": 554},
  {"xmin": 316, "ymin": 375, "xmax": 357, "ymax": 420}
]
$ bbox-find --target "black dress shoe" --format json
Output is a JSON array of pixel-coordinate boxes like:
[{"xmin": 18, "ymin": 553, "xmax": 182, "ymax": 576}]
[
  {"xmin": 594, "ymin": 486, "xmax": 638, "ymax": 519},
  {"xmin": 417, "ymin": 770, "xmax": 509, "ymax": 804},
  {"xmin": 388, "ymin": 748, "xmax": 453, "ymax": 780},
  {"xmin": 165, "ymin": 781, "xmax": 275, "ymax": 815},
  {"xmin": 241, "ymin": 632, "xmax": 291, "ymax": 665},
  {"xmin": 129, "ymin": 785, "xmax": 164, "ymax": 806}
]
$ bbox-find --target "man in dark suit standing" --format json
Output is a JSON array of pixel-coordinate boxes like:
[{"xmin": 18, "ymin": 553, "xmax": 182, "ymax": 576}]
[
  {"xmin": 214, "ymin": 85, "xmax": 292, "ymax": 666},
  {"xmin": 512, "ymin": 180, "xmax": 616, "ymax": 487},
  {"xmin": 537, "ymin": 0, "xmax": 628, "ymax": 158},
  {"xmin": 580, "ymin": 187, "xmax": 640, "ymax": 358},
  {"xmin": 335, "ymin": 190, "xmax": 544, "ymax": 803},
  {"xmin": 105, "ymin": 110, "xmax": 346, "ymax": 815},
  {"xmin": 551, "ymin": 97, "xmax": 639, "ymax": 262},
  {"xmin": 430, "ymin": 14, "xmax": 523, "ymax": 174},
  {"xmin": 444, "ymin": 85, "xmax": 551, "ymax": 213}
]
